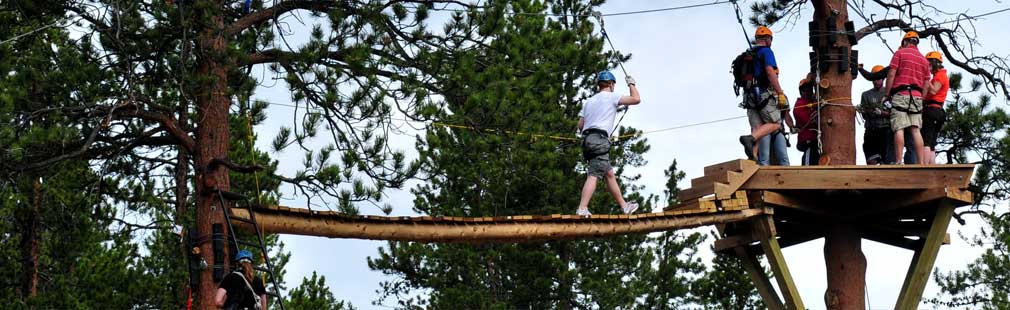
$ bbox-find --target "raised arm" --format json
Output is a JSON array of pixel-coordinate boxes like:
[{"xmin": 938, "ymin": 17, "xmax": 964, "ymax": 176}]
[
  {"xmin": 619, "ymin": 83, "xmax": 640, "ymax": 106},
  {"xmin": 859, "ymin": 66, "xmax": 890, "ymax": 81},
  {"xmin": 766, "ymin": 65, "xmax": 784, "ymax": 94}
]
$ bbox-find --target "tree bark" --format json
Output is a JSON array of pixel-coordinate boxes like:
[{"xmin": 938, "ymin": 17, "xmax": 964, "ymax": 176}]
[
  {"xmin": 812, "ymin": 0, "xmax": 866, "ymax": 309},
  {"xmin": 195, "ymin": 1, "xmax": 233, "ymax": 308},
  {"xmin": 19, "ymin": 177, "xmax": 42, "ymax": 299}
]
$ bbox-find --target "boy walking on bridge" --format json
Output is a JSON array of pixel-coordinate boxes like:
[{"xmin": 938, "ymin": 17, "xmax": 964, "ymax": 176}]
[{"xmin": 575, "ymin": 71, "xmax": 640, "ymax": 216}]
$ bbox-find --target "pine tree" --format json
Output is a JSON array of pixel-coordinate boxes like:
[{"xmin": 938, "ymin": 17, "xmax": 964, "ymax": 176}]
[
  {"xmin": 286, "ymin": 272, "xmax": 355, "ymax": 310},
  {"xmin": 5, "ymin": 0, "xmax": 493, "ymax": 306},
  {"xmin": 0, "ymin": 5, "xmax": 148, "ymax": 308},
  {"xmin": 927, "ymin": 74, "xmax": 1010, "ymax": 308},
  {"xmin": 367, "ymin": 1, "xmax": 663, "ymax": 308}
]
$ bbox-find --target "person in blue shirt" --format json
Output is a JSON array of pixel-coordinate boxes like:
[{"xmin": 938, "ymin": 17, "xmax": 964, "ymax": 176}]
[{"xmin": 739, "ymin": 26, "xmax": 789, "ymax": 161}]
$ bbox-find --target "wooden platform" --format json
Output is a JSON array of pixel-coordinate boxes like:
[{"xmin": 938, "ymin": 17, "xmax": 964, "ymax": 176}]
[{"xmin": 672, "ymin": 159, "xmax": 976, "ymax": 310}]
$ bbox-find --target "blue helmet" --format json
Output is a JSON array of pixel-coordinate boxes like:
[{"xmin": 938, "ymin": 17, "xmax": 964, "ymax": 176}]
[
  {"xmin": 235, "ymin": 249, "xmax": 254, "ymax": 262},
  {"xmin": 597, "ymin": 71, "xmax": 616, "ymax": 82}
]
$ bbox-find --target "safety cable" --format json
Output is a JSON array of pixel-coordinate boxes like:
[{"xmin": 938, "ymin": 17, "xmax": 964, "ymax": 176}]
[
  {"xmin": 254, "ymin": 96, "xmax": 851, "ymax": 144},
  {"xmin": 589, "ymin": 11, "xmax": 632, "ymax": 137},
  {"xmin": 730, "ymin": 0, "xmax": 753, "ymax": 49},
  {"xmin": 0, "ymin": 17, "xmax": 74, "ymax": 46},
  {"xmin": 426, "ymin": 1, "xmax": 734, "ymax": 18}
]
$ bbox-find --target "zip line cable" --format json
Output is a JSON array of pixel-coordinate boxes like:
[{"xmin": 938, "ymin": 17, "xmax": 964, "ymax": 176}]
[
  {"xmin": 426, "ymin": 1, "xmax": 734, "ymax": 17},
  {"xmin": 0, "ymin": 17, "xmax": 74, "ymax": 46}
]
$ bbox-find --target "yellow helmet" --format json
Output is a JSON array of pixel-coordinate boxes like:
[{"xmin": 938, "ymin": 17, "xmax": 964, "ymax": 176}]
[
  {"xmin": 871, "ymin": 65, "xmax": 885, "ymax": 73},
  {"xmin": 925, "ymin": 51, "xmax": 943, "ymax": 62},
  {"xmin": 755, "ymin": 26, "xmax": 773, "ymax": 37},
  {"xmin": 903, "ymin": 31, "xmax": 919, "ymax": 40}
]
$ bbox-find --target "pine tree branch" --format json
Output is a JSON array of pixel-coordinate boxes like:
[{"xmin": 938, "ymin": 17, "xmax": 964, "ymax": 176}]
[
  {"xmin": 227, "ymin": 0, "xmax": 342, "ymax": 36},
  {"xmin": 854, "ymin": 19, "xmax": 1010, "ymax": 98}
]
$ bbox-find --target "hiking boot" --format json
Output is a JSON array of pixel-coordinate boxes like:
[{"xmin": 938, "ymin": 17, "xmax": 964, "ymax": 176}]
[
  {"xmin": 576, "ymin": 208, "xmax": 592, "ymax": 216},
  {"xmin": 622, "ymin": 202, "xmax": 639, "ymax": 215},
  {"xmin": 739, "ymin": 135, "xmax": 756, "ymax": 160}
]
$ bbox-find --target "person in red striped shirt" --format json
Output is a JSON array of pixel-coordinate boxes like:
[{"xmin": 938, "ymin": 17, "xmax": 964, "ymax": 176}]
[{"xmin": 884, "ymin": 31, "xmax": 932, "ymax": 164}]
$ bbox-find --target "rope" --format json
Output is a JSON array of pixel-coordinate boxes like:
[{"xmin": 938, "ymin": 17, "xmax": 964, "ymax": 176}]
[
  {"xmin": 730, "ymin": 0, "xmax": 753, "ymax": 49},
  {"xmin": 427, "ymin": 1, "xmax": 733, "ymax": 18},
  {"xmin": 243, "ymin": 100, "xmax": 263, "ymax": 205},
  {"xmin": 590, "ymin": 12, "xmax": 632, "ymax": 137}
]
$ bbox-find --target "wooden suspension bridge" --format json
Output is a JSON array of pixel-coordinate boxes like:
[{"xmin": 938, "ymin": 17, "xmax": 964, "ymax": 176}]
[{"xmin": 229, "ymin": 159, "xmax": 975, "ymax": 310}]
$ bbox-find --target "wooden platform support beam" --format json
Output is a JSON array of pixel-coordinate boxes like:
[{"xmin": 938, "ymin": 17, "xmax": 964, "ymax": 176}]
[
  {"xmin": 734, "ymin": 247, "xmax": 786, "ymax": 310},
  {"xmin": 894, "ymin": 201, "xmax": 955, "ymax": 310},
  {"xmin": 231, "ymin": 208, "xmax": 766, "ymax": 243},
  {"xmin": 753, "ymin": 216, "xmax": 805, "ymax": 309}
]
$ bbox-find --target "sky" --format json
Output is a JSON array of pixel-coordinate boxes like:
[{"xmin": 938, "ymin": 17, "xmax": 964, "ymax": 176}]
[{"xmin": 249, "ymin": 1, "xmax": 1010, "ymax": 309}]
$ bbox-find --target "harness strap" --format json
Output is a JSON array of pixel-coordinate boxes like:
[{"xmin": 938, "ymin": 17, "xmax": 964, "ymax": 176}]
[
  {"xmin": 581, "ymin": 129, "xmax": 610, "ymax": 161},
  {"xmin": 889, "ymin": 84, "xmax": 923, "ymax": 97}
]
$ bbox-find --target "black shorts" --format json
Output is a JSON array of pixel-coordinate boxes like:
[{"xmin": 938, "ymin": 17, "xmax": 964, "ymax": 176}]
[{"xmin": 921, "ymin": 105, "xmax": 946, "ymax": 148}]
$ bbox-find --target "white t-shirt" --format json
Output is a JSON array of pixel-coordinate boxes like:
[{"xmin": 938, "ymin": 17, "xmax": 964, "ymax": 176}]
[{"xmin": 579, "ymin": 91, "xmax": 622, "ymax": 136}]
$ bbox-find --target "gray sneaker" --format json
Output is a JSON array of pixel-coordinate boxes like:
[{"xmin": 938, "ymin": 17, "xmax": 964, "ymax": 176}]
[
  {"xmin": 739, "ymin": 135, "xmax": 756, "ymax": 160},
  {"xmin": 576, "ymin": 209, "xmax": 592, "ymax": 216},
  {"xmin": 622, "ymin": 202, "xmax": 639, "ymax": 214}
]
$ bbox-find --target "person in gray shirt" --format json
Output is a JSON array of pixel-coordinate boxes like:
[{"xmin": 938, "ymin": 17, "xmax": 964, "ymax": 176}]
[{"xmin": 859, "ymin": 65, "xmax": 892, "ymax": 164}]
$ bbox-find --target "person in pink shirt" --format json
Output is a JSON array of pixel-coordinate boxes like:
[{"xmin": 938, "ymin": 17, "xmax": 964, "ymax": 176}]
[{"xmin": 884, "ymin": 31, "xmax": 931, "ymax": 164}]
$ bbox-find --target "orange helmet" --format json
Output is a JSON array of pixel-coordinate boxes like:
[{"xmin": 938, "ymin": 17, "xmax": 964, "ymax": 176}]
[
  {"xmin": 755, "ymin": 26, "xmax": 773, "ymax": 37},
  {"xmin": 903, "ymin": 31, "xmax": 919, "ymax": 40},
  {"xmin": 925, "ymin": 51, "xmax": 943, "ymax": 62},
  {"xmin": 871, "ymin": 65, "xmax": 885, "ymax": 73}
]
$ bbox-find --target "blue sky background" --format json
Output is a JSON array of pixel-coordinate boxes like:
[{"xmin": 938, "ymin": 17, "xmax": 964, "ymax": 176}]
[{"xmin": 248, "ymin": 1, "xmax": 1010, "ymax": 309}]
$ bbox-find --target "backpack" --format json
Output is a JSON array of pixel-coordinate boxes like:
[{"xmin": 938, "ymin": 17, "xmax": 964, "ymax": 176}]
[
  {"xmin": 731, "ymin": 46, "xmax": 769, "ymax": 97},
  {"xmin": 224, "ymin": 271, "xmax": 262, "ymax": 310}
]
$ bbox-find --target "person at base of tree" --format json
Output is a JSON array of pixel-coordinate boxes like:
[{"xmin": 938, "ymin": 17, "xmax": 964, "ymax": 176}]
[
  {"xmin": 575, "ymin": 71, "xmax": 641, "ymax": 216},
  {"xmin": 859, "ymin": 65, "xmax": 893, "ymax": 164},
  {"xmin": 215, "ymin": 249, "xmax": 267, "ymax": 310},
  {"xmin": 793, "ymin": 78, "xmax": 819, "ymax": 165},
  {"xmin": 739, "ymin": 26, "xmax": 789, "ymax": 161},
  {"xmin": 884, "ymin": 31, "xmax": 931, "ymax": 164},
  {"xmin": 921, "ymin": 51, "xmax": 950, "ymax": 164}
]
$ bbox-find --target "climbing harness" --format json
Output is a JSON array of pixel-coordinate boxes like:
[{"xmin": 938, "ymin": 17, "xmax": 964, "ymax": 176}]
[{"xmin": 591, "ymin": 11, "xmax": 632, "ymax": 137}]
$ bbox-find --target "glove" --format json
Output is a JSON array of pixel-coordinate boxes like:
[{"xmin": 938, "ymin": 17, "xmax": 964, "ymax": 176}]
[
  {"xmin": 625, "ymin": 75, "xmax": 636, "ymax": 86},
  {"xmin": 777, "ymin": 93, "xmax": 789, "ymax": 109}
]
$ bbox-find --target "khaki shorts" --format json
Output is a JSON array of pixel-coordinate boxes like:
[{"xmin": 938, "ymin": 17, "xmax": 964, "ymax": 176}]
[
  {"xmin": 747, "ymin": 92, "xmax": 782, "ymax": 129},
  {"xmin": 890, "ymin": 94, "xmax": 922, "ymax": 131}
]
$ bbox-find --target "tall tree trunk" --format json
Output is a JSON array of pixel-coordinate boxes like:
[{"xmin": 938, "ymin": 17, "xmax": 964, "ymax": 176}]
[
  {"xmin": 19, "ymin": 177, "xmax": 42, "ymax": 299},
  {"xmin": 195, "ymin": 1, "xmax": 232, "ymax": 308},
  {"xmin": 557, "ymin": 241, "xmax": 573, "ymax": 310},
  {"xmin": 812, "ymin": 0, "xmax": 866, "ymax": 309}
]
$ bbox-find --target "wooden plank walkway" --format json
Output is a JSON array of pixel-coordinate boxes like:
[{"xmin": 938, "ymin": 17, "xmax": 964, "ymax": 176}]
[{"xmin": 232, "ymin": 205, "xmax": 766, "ymax": 243}]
